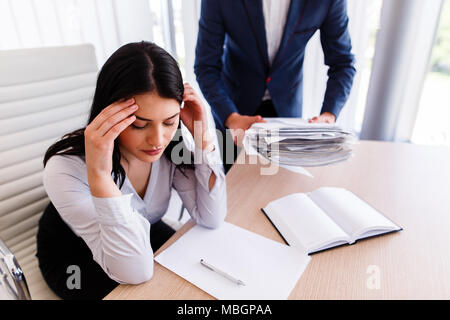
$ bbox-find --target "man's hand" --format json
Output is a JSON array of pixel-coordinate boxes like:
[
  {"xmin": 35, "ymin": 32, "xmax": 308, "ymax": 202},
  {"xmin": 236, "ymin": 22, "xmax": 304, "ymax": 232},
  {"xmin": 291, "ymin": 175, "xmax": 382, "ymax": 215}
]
[
  {"xmin": 308, "ymin": 112, "xmax": 336, "ymax": 124},
  {"xmin": 225, "ymin": 112, "xmax": 266, "ymax": 146}
]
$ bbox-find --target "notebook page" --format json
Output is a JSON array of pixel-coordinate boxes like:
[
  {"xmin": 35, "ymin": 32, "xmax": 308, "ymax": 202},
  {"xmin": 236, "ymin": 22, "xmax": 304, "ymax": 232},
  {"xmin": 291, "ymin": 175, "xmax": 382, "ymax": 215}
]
[
  {"xmin": 309, "ymin": 187, "xmax": 399, "ymax": 242},
  {"xmin": 155, "ymin": 222, "xmax": 311, "ymax": 300},
  {"xmin": 265, "ymin": 193, "xmax": 349, "ymax": 252}
]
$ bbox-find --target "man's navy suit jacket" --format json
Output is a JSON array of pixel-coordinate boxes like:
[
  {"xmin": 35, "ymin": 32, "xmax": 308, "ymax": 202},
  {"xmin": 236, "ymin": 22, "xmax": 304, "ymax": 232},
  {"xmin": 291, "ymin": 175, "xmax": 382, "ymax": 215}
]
[{"xmin": 194, "ymin": 0, "xmax": 356, "ymax": 131}]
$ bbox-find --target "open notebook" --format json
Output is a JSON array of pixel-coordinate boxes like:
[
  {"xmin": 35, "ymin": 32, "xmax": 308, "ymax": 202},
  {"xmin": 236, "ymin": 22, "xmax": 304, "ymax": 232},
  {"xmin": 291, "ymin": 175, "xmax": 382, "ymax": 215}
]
[{"xmin": 262, "ymin": 187, "xmax": 402, "ymax": 255}]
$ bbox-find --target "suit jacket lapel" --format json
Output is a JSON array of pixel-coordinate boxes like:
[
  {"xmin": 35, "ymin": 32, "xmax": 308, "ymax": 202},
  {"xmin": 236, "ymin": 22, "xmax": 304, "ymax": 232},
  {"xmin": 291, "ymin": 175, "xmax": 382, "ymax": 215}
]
[{"xmin": 242, "ymin": 0, "xmax": 269, "ymax": 71}]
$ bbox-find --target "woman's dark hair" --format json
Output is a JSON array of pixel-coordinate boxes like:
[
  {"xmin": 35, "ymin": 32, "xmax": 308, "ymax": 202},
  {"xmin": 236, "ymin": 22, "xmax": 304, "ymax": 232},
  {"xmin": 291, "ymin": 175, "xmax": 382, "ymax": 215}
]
[{"xmin": 44, "ymin": 41, "xmax": 193, "ymax": 188}]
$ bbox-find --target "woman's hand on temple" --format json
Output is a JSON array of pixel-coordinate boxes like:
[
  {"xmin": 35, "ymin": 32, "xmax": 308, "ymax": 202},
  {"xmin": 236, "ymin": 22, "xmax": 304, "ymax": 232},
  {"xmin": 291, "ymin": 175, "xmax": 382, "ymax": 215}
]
[
  {"xmin": 180, "ymin": 83, "xmax": 212, "ymax": 150},
  {"xmin": 84, "ymin": 98, "xmax": 138, "ymax": 197}
]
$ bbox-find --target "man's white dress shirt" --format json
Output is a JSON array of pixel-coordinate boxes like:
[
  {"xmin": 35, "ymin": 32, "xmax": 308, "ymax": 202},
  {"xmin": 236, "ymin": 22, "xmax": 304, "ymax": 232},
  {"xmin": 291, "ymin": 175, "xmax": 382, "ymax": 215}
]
[{"xmin": 262, "ymin": 0, "xmax": 291, "ymax": 101}]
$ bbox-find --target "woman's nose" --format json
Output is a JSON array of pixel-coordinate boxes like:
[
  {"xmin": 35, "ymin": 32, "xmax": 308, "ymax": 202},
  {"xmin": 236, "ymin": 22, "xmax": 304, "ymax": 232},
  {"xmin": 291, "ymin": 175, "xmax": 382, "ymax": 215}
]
[{"xmin": 147, "ymin": 126, "xmax": 164, "ymax": 147}]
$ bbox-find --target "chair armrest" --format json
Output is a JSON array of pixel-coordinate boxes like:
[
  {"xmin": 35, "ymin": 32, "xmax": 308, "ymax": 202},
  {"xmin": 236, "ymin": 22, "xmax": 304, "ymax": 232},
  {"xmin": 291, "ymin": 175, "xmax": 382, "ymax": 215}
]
[{"xmin": 0, "ymin": 238, "xmax": 31, "ymax": 300}]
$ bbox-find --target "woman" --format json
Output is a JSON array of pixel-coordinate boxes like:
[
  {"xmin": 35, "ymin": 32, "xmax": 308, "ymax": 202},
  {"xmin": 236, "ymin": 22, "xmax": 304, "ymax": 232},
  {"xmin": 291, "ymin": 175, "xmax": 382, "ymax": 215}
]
[{"xmin": 36, "ymin": 41, "xmax": 227, "ymax": 300}]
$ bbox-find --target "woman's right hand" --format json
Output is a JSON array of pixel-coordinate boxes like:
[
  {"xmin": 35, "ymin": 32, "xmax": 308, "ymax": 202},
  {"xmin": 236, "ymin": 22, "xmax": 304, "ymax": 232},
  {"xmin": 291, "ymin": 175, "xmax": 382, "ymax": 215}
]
[{"xmin": 84, "ymin": 98, "xmax": 138, "ymax": 196}]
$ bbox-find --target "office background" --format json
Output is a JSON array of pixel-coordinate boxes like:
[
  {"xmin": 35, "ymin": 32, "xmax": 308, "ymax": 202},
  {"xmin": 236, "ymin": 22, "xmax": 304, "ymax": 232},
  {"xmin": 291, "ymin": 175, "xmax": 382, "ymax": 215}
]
[
  {"xmin": 1, "ymin": 0, "xmax": 450, "ymax": 301},
  {"xmin": 1, "ymin": 0, "xmax": 449, "ymax": 146}
]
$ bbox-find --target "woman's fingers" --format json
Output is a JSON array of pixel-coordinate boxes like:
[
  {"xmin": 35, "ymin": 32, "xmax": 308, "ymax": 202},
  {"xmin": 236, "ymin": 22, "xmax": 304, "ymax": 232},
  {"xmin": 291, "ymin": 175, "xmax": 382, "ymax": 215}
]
[
  {"xmin": 183, "ymin": 91, "xmax": 193, "ymax": 98},
  {"xmin": 96, "ymin": 103, "xmax": 138, "ymax": 137},
  {"xmin": 183, "ymin": 83, "xmax": 198, "ymax": 99},
  {"xmin": 84, "ymin": 98, "xmax": 137, "ymax": 182},
  {"xmin": 183, "ymin": 93, "xmax": 198, "ymax": 103},
  {"xmin": 183, "ymin": 86, "xmax": 196, "ymax": 98},
  {"xmin": 89, "ymin": 98, "xmax": 135, "ymax": 131},
  {"xmin": 104, "ymin": 115, "xmax": 137, "ymax": 141},
  {"xmin": 183, "ymin": 91, "xmax": 203, "ymax": 116}
]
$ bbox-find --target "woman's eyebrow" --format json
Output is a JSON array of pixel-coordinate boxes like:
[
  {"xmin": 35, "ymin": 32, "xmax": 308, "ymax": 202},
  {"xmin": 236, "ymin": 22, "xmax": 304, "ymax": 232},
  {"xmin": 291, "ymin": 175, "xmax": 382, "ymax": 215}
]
[{"xmin": 135, "ymin": 112, "xmax": 180, "ymax": 122}]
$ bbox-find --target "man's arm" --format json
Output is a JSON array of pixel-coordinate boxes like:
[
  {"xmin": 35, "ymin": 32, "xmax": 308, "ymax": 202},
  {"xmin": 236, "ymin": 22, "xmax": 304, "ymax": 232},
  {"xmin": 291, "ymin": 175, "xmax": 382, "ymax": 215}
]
[
  {"xmin": 194, "ymin": 0, "xmax": 238, "ymax": 131},
  {"xmin": 319, "ymin": 0, "xmax": 356, "ymax": 120}
]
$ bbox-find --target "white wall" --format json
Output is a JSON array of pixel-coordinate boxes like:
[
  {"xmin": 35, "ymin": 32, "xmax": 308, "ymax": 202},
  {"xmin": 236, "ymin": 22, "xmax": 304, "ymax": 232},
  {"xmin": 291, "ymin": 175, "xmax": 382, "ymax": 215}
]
[
  {"xmin": 302, "ymin": 0, "xmax": 382, "ymax": 133},
  {"xmin": 360, "ymin": 0, "xmax": 443, "ymax": 141},
  {"xmin": 0, "ymin": 0, "xmax": 153, "ymax": 66}
]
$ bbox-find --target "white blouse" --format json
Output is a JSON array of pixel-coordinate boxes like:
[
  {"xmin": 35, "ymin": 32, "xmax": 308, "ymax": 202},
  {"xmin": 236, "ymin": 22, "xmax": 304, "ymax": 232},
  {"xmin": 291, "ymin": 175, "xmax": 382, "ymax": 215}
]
[{"xmin": 42, "ymin": 146, "xmax": 227, "ymax": 285}]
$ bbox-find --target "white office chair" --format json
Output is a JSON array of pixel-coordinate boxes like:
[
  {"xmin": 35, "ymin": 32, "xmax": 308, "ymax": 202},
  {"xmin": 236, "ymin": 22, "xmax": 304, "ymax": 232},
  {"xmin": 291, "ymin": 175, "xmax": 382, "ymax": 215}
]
[{"xmin": 0, "ymin": 44, "xmax": 98, "ymax": 299}]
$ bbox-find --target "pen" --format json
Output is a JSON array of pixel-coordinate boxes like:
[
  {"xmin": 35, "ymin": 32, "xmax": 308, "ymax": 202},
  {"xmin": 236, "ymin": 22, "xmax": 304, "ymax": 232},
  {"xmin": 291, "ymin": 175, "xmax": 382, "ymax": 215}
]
[{"xmin": 200, "ymin": 259, "xmax": 246, "ymax": 286}]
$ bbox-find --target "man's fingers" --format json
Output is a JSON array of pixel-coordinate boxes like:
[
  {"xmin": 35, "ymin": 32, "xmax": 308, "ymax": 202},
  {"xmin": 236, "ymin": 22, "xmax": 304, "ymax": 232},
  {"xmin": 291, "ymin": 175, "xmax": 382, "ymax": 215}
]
[
  {"xmin": 309, "ymin": 115, "xmax": 336, "ymax": 124},
  {"xmin": 250, "ymin": 115, "xmax": 265, "ymax": 123},
  {"xmin": 255, "ymin": 115, "xmax": 267, "ymax": 123}
]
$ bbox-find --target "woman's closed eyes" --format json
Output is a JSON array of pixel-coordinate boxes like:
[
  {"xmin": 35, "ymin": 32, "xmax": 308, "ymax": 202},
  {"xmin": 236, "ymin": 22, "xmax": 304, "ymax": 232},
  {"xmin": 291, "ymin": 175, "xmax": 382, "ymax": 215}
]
[
  {"xmin": 131, "ymin": 112, "xmax": 180, "ymax": 129},
  {"xmin": 131, "ymin": 122, "xmax": 176, "ymax": 130}
]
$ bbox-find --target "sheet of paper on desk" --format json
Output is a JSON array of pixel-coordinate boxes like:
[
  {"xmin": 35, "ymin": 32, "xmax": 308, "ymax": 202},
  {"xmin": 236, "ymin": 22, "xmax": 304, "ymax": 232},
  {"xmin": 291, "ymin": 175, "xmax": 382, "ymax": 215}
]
[
  {"xmin": 154, "ymin": 222, "xmax": 311, "ymax": 300},
  {"xmin": 278, "ymin": 163, "xmax": 314, "ymax": 177}
]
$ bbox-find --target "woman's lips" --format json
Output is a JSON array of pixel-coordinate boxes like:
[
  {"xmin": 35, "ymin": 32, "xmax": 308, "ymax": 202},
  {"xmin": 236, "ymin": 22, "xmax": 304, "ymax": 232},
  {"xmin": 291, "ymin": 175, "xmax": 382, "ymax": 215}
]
[{"xmin": 143, "ymin": 149, "xmax": 163, "ymax": 156}]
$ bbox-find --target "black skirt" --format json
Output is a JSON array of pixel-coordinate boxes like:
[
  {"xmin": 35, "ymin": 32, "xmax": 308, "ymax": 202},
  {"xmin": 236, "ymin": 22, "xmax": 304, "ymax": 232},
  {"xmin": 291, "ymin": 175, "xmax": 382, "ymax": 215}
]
[{"xmin": 36, "ymin": 202, "xmax": 175, "ymax": 300}]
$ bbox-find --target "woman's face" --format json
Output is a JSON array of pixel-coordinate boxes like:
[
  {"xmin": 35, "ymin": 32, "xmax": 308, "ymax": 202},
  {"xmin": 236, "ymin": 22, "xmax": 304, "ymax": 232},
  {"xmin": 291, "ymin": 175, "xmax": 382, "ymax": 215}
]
[{"xmin": 118, "ymin": 91, "xmax": 180, "ymax": 164}]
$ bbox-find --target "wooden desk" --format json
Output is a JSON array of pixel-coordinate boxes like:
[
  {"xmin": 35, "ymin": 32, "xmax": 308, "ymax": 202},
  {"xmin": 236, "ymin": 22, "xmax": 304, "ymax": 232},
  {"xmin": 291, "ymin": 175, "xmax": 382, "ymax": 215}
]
[{"xmin": 105, "ymin": 140, "xmax": 450, "ymax": 299}]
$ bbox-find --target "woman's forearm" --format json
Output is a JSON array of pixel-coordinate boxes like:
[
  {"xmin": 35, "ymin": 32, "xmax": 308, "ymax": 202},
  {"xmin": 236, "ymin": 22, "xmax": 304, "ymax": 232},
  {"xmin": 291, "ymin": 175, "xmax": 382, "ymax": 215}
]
[
  {"xmin": 88, "ymin": 173, "xmax": 122, "ymax": 198},
  {"xmin": 199, "ymin": 135, "xmax": 218, "ymax": 192}
]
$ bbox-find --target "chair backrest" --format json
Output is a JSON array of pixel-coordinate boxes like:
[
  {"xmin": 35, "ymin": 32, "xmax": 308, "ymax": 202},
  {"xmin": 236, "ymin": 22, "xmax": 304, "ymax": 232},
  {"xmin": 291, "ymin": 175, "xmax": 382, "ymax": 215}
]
[{"xmin": 0, "ymin": 44, "xmax": 98, "ymax": 299}]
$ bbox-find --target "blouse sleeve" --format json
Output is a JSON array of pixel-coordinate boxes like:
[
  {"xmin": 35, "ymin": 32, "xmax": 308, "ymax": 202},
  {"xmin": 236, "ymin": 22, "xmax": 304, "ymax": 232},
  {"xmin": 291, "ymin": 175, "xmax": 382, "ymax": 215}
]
[
  {"xmin": 43, "ymin": 155, "xmax": 154, "ymax": 285},
  {"xmin": 172, "ymin": 145, "xmax": 227, "ymax": 229}
]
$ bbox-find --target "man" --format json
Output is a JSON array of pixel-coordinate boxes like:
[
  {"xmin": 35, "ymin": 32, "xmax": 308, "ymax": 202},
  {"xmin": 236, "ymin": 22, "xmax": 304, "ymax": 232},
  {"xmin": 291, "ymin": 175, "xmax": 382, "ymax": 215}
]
[{"xmin": 194, "ymin": 0, "xmax": 356, "ymax": 172}]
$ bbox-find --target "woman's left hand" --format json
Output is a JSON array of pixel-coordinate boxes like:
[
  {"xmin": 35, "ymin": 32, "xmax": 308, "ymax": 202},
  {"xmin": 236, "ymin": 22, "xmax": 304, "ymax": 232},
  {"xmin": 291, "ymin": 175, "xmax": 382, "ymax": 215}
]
[{"xmin": 180, "ymin": 83, "xmax": 212, "ymax": 150}]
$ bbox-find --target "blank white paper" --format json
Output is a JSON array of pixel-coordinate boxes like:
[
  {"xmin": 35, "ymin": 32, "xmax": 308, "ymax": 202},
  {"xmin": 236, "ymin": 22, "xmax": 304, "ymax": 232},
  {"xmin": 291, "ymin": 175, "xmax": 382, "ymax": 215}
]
[{"xmin": 154, "ymin": 222, "xmax": 311, "ymax": 300}]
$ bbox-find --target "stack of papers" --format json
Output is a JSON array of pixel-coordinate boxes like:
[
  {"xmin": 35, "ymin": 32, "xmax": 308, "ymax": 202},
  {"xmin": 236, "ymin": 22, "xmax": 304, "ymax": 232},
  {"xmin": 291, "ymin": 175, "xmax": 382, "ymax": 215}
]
[{"xmin": 244, "ymin": 118, "xmax": 356, "ymax": 167}]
